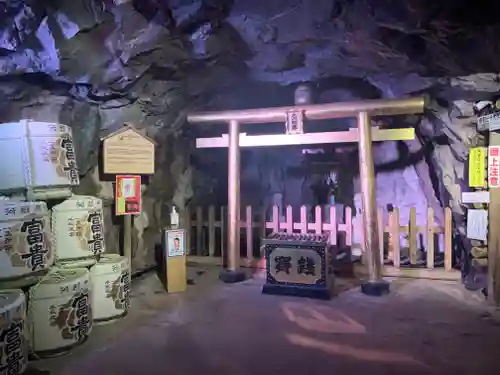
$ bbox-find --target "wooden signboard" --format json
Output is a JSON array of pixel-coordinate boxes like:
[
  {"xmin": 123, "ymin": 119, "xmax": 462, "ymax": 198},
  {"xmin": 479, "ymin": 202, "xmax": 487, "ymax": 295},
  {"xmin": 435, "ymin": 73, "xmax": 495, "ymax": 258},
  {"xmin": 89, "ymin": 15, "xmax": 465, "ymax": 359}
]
[
  {"xmin": 101, "ymin": 124, "xmax": 156, "ymax": 175},
  {"xmin": 162, "ymin": 229, "xmax": 187, "ymax": 293}
]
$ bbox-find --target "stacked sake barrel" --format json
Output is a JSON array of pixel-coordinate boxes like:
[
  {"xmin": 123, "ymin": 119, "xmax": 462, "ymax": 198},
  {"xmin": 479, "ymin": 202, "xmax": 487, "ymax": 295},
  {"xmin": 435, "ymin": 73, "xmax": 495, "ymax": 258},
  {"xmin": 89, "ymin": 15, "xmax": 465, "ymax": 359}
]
[
  {"xmin": 0, "ymin": 121, "xmax": 87, "ymax": 364},
  {"xmin": 90, "ymin": 254, "xmax": 130, "ymax": 324},
  {"xmin": 52, "ymin": 195, "xmax": 105, "ymax": 269},
  {"xmin": 0, "ymin": 120, "xmax": 131, "ymax": 366},
  {"xmin": 51, "ymin": 196, "xmax": 131, "ymax": 324},
  {"xmin": 0, "ymin": 200, "xmax": 53, "ymax": 287},
  {"xmin": 0, "ymin": 120, "xmax": 79, "ymax": 200},
  {"xmin": 0, "ymin": 290, "xmax": 28, "ymax": 374},
  {"xmin": 28, "ymin": 268, "xmax": 92, "ymax": 356}
]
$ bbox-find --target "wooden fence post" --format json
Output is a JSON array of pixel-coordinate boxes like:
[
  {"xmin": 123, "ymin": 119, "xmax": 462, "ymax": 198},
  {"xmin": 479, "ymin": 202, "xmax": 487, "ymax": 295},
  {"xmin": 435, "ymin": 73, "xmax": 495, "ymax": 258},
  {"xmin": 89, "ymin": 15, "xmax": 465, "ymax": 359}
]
[
  {"xmin": 344, "ymin": 207, "xmax": 352, "ymax": 247},
  {"xmin": 185, "ymin": 206, "xmax": 191, "ymax": 255},
  {"xmin": 391, "ymin": 208, "xmax": 400, "ymax": 269},
  {"xmin": 284, "ymin": 205, "xmax": 293, "ymax": 233},
  {"xmin": 221, "ymin": 206, "xmax": 227, "ymax": 266},
  {"xmin": 298, "ymin": 206, "xmax": 308, "ymax": 234},
  {"xmin": 377, "ymin": 207, "xmax": 384, "ymax": 263},
  {"xmin": 426, "ymin": 208, "xmax": 435, "ymax": 269},
  {"xmin": 270, "ymin": 205, "xmax": 279, "ymax": 232},
  {"xmin": 245, "ymin": 206, "xmax": 253, "ymax": 262},
  {"xmin": 196, "ymin": 206, "xmax": 203, "ymax": 256},
  {"xmin": 326, "ymin": 205, "xmax": 337, "ymax": 245},
  {"xmin": 444, "ymin": 207, "xmax": 452, "ymax": 271},
  {"xmin": 208, "ymin": 205, "xmax": 216, "ymax": 257},
  {"xmin": 409, "ymin": 207, "xmax": 417, "ymax": 265},
  {"xmin": 313, "ymin": 206, "xmax": 322, "ymax": 234}
]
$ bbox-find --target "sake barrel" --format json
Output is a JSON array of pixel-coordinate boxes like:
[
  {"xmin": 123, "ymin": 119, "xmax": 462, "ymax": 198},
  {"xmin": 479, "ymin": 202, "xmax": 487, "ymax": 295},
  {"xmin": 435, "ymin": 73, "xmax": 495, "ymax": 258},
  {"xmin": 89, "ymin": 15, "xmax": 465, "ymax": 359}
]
[
  {"xmin": 0, "ymin": 290, "xmax": 28, "ymax": 375},
  {"xmin": 52, "ymin": 195, "xmax": 105, "ymax": 262},
  {"xmin": 90, "ymin": 254, "xmax": 130, "ymax": 324},
  {"xmin": 0, "ymin": 200, "xmax": 53, "ymax": 281},
  {"xmin": 28, "ymin": 269, "xmax": 92, "ymax": 357},
  {"xmin": 0, "ymin": 120, "xmax": 79, "ymax": 200}
]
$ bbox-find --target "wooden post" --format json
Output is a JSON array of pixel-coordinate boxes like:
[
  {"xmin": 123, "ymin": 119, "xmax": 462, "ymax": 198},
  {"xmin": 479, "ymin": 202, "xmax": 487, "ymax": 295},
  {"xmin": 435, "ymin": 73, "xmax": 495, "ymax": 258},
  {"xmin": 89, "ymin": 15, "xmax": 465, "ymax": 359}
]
[
  {"xmin": 444, "ymin": 207, "xmax": 453, "ymax": 271},
  {"xmin": 220, "ymin": 206, "xmax": 226, "ymax": 267},
  {"xmin": 377, "ymin": 208, "xmax": 384, "ymax": 263},
  {"xmin": 391, "ymin": 208, "xmax": 401, "ymax": 269},
  {"xmin": 208, "ymin": 205, "xmax": 216, "ymax": 258},
  {"xmin": 221, "ymin": 120, "xmax": 245, "ymax": 283},
  {"xmin": 489, "ymin": 133, "xmax": 500, "ymax": 305},
  {"xmin": 409, "ymin": 207, "xmax": 417, "ymax": 265},
  {"xmin": 184, "ymin": 206, "xmax": 191, "ymax": 255},
  {"xmin": 123, "ymin": 215, "xmax": 132, "ymax": 275},
  {"xmin": 426, "ymin": 208, "xmax": 435, "ymax": 269},
  {"xmin": 357, "ymin": 111, "xmax": 389, "ymax": 295},
  {"xmin": 245, "ymin": 206, "xmax": 253, "ymax": 264},
  {"xmin": 196, "ymin": 207, "xmax": 203, "ymax": 256}
]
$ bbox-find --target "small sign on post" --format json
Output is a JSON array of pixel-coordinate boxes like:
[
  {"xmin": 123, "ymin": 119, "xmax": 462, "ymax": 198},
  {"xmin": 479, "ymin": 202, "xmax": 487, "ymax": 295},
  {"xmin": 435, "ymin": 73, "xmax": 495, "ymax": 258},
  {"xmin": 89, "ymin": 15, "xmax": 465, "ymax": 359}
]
[
  {"xmin": 285, "ymin": 110, "xmax": 304, "ymax": 135},
  {"xmin": 115, "ymin": 175, "xmax": 142, "ymax": 215},
  {"xmin": 162, "ymin": 229, "xmax": 187, "ymax": 293},
  {"xmin": 477, "ymin": 112, "xmax": 500, "ymax": 132}
]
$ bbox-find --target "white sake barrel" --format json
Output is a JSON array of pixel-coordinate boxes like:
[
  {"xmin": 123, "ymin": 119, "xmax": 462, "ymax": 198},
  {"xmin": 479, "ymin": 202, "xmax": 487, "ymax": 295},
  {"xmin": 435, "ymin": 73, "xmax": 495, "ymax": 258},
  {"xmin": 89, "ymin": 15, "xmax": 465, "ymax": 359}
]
[
  {"xmin": 28, "ymin": 269, "xmax": 92, "ymax": 356},
  {"xmin": 0, "ymin": 290, "xmax": 28, "ymax": 375},
  {"xmin": 0, "ymin": 201, "xmax": 53, "ymax": 281},
  {"xmin": 90, "ymin": 254, "xmax": 130, "ymax": 324},
  {"xmin": 52, "ymin": 195, "xmax": 105, "ymax": 262},
  {"xmin": 0, "ymin": 120, "xmax": 79, "ymax": 200}
]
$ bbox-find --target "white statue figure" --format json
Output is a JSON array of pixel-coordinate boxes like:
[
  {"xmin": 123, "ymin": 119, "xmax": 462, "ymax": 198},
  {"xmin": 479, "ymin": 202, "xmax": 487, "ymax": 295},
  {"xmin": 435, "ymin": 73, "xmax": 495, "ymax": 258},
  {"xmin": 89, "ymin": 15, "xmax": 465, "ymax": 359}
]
[
  {"xmin": 294, "ymin": 84, "xmax": 313, "ymax": 106},
  {"xmin": 352, "ymin": 193, "xmax": 363, "ymax": 257}
]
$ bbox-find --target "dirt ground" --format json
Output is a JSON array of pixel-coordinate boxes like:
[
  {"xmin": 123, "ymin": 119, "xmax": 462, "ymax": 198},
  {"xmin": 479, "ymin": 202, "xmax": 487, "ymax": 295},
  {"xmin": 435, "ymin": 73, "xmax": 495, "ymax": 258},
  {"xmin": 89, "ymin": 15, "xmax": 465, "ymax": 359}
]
[{"xmin": 29, "ymin": 266, "xmax": 500, "ymax": 375}]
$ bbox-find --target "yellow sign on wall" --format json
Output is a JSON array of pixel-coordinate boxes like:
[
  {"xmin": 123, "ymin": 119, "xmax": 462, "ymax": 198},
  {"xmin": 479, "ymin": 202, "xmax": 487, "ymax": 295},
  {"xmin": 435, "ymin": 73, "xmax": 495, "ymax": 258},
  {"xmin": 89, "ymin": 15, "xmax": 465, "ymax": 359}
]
[{"xmin": 469, "ymin": 147, "xmax": 486, "ymax": 187}]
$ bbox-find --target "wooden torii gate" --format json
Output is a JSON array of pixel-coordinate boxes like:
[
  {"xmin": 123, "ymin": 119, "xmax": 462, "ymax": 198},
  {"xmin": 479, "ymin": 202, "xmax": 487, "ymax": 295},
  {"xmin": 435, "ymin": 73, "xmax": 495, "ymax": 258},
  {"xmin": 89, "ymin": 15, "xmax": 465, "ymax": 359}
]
[{"xmin": 187, "ymin": 96, "xmax": 425, "ymax": 295}]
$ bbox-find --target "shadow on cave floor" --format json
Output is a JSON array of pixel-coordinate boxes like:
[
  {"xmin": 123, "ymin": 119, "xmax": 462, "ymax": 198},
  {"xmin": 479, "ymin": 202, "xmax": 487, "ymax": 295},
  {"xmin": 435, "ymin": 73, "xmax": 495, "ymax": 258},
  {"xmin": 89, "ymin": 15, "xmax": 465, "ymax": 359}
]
[{"xmin": 31, "ymin": 266, "xmax": 500, "ymax": 375}]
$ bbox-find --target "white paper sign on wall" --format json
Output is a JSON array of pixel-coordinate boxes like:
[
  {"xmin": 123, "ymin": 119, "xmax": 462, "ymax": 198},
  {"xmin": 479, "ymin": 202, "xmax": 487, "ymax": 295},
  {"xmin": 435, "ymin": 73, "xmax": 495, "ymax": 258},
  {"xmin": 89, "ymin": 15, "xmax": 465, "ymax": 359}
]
[
  {"xmin": 488, "ymin": 146, "xmax": 500, "ymax": 188},
  {"xmin": 466, "ymin": 209, "xmax": 488, "ymax": 242},
  {"xmin": 461, "ymin": 191, "xmax": 490, "ymax": 204}
]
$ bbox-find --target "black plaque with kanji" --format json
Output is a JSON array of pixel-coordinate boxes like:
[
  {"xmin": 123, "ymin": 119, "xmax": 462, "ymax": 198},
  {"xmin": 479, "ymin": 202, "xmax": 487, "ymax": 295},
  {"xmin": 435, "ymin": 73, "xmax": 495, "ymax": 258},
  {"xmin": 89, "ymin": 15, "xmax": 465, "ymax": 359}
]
[{"xmin": 262, "ymin": 232, "xmax": 334, "ymax": 300}]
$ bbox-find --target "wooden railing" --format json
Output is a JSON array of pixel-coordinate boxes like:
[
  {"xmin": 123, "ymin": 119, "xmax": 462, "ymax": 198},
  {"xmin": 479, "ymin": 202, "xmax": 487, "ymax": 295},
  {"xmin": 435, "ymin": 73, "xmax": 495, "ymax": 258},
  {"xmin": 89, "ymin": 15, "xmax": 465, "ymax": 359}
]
[{"xmin": 185, "ymin": 204, "xmax": 458, "ymax": 280}]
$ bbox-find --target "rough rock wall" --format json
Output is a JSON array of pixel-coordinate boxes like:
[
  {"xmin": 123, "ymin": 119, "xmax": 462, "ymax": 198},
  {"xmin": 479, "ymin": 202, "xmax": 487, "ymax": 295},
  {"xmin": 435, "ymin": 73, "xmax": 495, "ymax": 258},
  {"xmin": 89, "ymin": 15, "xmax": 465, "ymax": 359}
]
[
  {"xmin": 417, "ymin": 81, "xmax": 491, "ymax": 287},
  {"xmin": 352, "ymin": 140, "xmax": 438, "ymax": 251},
  {"xmin": 0, "ymin": 2, "xmax": 204, "ymax": 272},
  {"xmin": 0, "ymin": 90, "xmax": 194, "ymax": 272}
]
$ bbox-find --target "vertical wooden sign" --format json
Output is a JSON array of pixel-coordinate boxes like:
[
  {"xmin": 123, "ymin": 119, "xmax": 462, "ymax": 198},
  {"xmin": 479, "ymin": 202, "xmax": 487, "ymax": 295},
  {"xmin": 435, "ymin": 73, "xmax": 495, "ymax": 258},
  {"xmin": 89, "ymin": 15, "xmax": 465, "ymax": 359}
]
[
  {"xmin": 488, "ymin": 136, "xmax": 500, "ymax": 306},
  {"xmin": 488, "ymin": 146, "xmax": 500, "ymax": 188}
]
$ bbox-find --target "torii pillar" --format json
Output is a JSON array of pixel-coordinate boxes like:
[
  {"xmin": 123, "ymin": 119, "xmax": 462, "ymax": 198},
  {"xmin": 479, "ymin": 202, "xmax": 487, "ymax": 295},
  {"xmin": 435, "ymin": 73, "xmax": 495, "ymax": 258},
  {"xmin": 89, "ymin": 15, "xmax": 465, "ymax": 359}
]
[{"xmin": 188, "ymin": 96, "xmax": 425, "ymax": 294}]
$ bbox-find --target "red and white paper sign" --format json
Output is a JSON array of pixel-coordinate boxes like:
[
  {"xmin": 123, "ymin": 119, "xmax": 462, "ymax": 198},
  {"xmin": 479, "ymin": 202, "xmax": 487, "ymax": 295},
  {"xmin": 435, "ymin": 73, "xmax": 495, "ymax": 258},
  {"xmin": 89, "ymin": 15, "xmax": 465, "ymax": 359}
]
[{"xmin": 488, "ymin": 146, "xmax": 500, "ymax": 188}]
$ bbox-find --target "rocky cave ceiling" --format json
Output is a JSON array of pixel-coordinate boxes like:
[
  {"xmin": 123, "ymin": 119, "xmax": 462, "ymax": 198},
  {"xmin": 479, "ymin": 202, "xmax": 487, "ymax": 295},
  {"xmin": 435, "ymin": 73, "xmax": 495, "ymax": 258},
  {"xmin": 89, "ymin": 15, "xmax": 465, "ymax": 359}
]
[{"xmin": 2, "ymin": 0, "xmax": 500, "ymax": 120}]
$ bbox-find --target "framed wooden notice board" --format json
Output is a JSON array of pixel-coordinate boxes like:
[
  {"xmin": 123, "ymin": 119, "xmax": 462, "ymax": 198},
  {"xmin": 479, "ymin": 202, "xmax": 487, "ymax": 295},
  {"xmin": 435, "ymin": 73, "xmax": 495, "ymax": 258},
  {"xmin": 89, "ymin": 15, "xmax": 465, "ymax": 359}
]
[{"xmin": 101, "ymin": 124, "xmax": 156, "ymax": 175}]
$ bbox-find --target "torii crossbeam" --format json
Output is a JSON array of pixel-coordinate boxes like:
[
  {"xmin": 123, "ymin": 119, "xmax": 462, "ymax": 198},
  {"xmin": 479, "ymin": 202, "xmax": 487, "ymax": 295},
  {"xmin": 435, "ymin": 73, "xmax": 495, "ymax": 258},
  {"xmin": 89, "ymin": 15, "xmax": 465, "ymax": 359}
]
[{"xmin": 187, "ymin": 97, "xmax": 425, "ymax": 295}]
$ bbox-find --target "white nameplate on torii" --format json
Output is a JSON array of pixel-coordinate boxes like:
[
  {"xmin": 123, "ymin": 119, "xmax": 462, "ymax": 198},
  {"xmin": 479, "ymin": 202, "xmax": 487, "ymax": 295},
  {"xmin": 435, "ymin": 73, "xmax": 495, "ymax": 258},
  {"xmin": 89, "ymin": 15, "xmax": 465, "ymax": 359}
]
[{"xmin": 196, "ymin": 127, "xmax": 415, "ymax": 148}]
